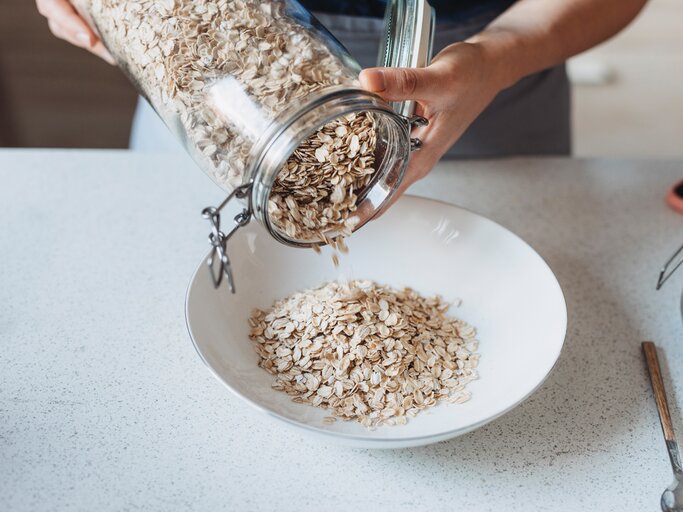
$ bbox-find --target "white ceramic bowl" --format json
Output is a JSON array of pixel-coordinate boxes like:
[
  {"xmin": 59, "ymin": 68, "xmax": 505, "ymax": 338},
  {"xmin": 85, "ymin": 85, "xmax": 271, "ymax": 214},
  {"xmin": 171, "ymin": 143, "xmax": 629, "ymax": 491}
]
[{"xmin": 185, "ymin": 196, "xmax": 567, "ymax": 448}]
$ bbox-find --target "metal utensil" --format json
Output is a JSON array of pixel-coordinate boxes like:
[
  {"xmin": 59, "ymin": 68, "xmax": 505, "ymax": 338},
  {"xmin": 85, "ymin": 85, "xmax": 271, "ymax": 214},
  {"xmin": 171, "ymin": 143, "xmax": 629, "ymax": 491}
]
[
  {"xmin": 657, "ymin": 243, "xmax": 683, "ymax": 290},
  {"xmin": 642, "ymin": 341, "xmax": 683, "ymax": 512}
]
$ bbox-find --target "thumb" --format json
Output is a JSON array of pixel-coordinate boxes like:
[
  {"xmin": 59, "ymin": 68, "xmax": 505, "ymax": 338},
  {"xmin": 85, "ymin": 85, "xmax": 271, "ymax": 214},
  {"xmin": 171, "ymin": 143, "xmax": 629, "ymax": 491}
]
[{"xmin": 359, "ymin": 67, "xmax": 435, "ymax": 101}]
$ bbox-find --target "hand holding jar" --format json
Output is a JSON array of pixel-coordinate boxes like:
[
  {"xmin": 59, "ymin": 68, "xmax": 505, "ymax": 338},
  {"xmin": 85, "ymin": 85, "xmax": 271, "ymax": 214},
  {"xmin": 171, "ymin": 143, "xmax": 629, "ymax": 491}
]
[{"xmin": 35, "ymin": 0, "xmax": 115, "ymax": 63}]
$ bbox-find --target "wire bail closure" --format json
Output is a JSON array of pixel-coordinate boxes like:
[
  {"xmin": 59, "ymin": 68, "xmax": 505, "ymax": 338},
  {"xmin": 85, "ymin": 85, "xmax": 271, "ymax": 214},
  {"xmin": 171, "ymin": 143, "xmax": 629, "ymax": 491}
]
[
  {"xmin": 202, "ymin": 182, "xmax": 252, "ymax": 293},
  {"xmin": 407, "ymin": 114, "xmax": 428, "ymax": 150}
]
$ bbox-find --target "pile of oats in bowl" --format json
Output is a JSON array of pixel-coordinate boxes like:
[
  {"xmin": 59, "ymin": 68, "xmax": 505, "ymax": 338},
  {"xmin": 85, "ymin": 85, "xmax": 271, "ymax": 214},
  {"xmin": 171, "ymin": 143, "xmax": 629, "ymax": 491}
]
[
  {"xmin": 76, "ymin": 0, "xmax": 377, "ymax": 244},
  {"xmin": 248, "ymin": 280, "xmax": 479, "ymax": 428}
]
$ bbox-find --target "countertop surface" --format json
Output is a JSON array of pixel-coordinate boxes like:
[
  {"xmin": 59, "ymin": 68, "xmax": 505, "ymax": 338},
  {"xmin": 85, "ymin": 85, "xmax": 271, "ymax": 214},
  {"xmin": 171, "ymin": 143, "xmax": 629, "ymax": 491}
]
[{"xmin": 1, "ymin": 149, "xmax": 682, "ymax": 511}]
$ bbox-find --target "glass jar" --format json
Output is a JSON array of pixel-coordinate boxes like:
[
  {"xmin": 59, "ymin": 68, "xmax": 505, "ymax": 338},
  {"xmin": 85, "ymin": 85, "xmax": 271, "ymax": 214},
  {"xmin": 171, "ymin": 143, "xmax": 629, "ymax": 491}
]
[{"xmin": 74, "ymin": 0, "xmax": 434, "ymax": 291}]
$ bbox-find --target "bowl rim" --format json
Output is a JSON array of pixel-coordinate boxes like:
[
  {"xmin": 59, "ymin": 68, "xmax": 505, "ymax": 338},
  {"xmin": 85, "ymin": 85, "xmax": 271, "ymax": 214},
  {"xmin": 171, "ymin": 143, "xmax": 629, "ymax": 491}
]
[{"xmin": 185, "ymin": 195, "xmax": 568, "ymax": 444}]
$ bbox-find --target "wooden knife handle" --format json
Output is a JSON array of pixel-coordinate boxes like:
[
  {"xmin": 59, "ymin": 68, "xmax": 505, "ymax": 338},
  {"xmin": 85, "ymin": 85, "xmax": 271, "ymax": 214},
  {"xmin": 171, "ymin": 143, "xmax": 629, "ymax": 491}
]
[{"xmin": 642, "ymin": 341, "xmax": 676, "ymax": 441}]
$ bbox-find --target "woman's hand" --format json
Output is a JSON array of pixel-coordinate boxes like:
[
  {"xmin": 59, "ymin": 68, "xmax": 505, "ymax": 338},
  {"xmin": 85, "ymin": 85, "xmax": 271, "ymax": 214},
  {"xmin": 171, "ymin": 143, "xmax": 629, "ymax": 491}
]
[
  {"xmin": 360, "ymin": 0, "xmax": 647, "ymax": 204},
  {"xmin": 360, "ymin": 41, "xmax": 506, "ymax": 201},
  {"xmin": 36, "ymin": 0, "xmax": 115, "ymax": 64}
]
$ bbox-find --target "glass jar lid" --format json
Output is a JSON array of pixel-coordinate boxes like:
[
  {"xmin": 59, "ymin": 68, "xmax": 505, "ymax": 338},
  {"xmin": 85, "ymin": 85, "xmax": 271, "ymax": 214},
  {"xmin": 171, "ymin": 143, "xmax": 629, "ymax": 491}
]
[{"xmin": 379, "ymin": 0, "xmax": 435, "ymax": 117}]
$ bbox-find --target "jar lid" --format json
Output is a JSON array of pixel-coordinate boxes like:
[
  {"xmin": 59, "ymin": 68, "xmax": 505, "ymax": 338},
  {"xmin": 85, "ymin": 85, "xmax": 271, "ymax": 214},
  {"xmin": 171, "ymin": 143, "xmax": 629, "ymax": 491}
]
[{"xmin": 378, "ymin": 0, "xmax": 435, "ymax": 116}]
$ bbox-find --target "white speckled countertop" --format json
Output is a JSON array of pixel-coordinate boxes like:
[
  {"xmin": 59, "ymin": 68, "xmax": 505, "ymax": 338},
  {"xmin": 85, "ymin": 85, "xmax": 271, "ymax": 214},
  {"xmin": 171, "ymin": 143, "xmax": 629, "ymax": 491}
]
[{"xmin": 1, "ymin": 149, "xmax": 682, "ymax": 511}]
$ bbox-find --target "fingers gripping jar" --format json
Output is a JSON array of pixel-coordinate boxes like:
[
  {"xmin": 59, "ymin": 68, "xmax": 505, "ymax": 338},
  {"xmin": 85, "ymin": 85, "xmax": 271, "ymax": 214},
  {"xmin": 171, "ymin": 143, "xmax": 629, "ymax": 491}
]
[{"xmin": 74, "ymin": 0, "xmax": 435, "ymax": 291}]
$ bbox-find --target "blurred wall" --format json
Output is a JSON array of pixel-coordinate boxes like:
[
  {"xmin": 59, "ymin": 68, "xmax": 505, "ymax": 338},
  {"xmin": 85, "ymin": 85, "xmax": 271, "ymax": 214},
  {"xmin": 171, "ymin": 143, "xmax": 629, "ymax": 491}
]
[
  {"xmin": 570, "ymin": 0, "xmax": 683, "ymax": 158},
  {"xmin": 0, "ymin": 0, "xmax": 136, "ymax": 148}
]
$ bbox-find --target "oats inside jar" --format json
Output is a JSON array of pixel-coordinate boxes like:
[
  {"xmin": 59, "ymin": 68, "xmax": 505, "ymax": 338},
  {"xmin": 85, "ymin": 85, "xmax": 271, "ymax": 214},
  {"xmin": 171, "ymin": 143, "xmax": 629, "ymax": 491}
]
[
  {"xmin": 73, "ymin": 0, "xmax": 362, "ymax": 194},
  {"xmin": 267, "ymin": 112, "xmax": 377, "ymax": 244}
]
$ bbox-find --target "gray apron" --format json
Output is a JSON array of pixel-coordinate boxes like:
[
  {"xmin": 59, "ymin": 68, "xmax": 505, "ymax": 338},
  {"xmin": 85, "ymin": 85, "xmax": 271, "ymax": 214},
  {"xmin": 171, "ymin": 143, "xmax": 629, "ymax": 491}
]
[{"xmin": 130, "ymin": 10, "xmax": 571, "ymax": 157}]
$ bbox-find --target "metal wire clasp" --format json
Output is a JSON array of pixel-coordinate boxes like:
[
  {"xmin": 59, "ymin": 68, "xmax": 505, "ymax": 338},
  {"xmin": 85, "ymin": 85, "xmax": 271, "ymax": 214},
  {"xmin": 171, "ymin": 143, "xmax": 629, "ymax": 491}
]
[
  {"xmin": 407, "ymin": 114, "xmax": 428, "ymax": 151},
  {"xmin": 201, "ymin": 183, "xmax": 252, "ymax": 293}
]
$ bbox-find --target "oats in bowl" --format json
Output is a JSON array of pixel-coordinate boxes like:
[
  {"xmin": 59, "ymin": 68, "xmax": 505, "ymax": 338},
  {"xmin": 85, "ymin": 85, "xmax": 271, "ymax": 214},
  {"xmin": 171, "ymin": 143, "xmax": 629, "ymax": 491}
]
[{"xmin": 248, "ymin": 279, "xmax": 479, "ymax": 428}]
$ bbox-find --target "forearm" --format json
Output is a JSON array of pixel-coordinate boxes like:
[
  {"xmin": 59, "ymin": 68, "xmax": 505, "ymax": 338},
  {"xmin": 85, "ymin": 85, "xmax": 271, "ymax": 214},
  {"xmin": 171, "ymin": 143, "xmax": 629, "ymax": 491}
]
[{"xmin": 466, "ymin": 0, "xmax": 648, "ymax": 90}]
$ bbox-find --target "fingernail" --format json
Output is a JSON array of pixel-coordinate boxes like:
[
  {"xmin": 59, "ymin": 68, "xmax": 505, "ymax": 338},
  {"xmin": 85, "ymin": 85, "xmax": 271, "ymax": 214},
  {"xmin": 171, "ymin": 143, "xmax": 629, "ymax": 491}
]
[
  {"xmin": 76, "ymin": 31, "xmax": 91, "ymax": 45},
  {"xmin": 364, "ymin": 69, "xmax": 386, "ymax": 92}
]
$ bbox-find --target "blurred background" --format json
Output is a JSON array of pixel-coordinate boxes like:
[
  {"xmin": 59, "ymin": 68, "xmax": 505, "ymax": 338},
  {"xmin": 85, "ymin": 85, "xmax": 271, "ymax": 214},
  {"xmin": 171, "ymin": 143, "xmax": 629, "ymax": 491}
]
[{"xmin": 0, "ymin": 0, "xmax": 681, "ymax": 157}]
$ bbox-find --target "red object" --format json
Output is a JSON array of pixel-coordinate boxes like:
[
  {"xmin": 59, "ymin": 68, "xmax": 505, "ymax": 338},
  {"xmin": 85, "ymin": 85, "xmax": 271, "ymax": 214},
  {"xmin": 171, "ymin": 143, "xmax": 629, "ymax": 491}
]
[{"xmin": 667, "ymin": 179, "xmax": 683, "ymax": 214}]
